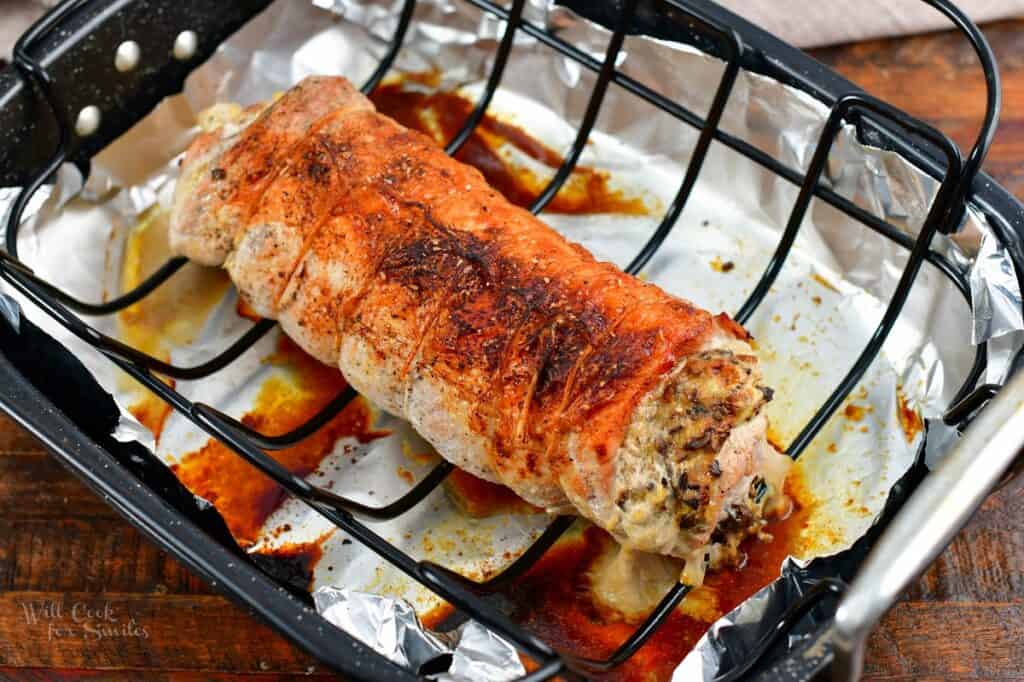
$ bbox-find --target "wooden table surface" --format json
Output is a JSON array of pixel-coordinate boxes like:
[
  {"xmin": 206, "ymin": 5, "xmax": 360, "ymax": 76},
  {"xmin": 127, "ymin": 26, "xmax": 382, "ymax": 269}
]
[{"xmin": 2, "ymin": 20, "xmax": 1023, "ymax": 682}]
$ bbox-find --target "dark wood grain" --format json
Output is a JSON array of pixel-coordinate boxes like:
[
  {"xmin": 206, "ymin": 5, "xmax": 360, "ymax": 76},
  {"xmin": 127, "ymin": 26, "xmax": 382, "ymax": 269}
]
[
  {"xmin": 0, "ymin": 593, "xmax": 318, "ymax": 673},
  {"xmin": 0, "ymin": 672, "xmax": 341, "ymax": 682},
  {"xmin": 811, "ymin": 21, "xmax": 1024, "ymax": 201},
  {"xmin": 1, "ymin": 18, "xmax": 1023, "ymax": 681}
]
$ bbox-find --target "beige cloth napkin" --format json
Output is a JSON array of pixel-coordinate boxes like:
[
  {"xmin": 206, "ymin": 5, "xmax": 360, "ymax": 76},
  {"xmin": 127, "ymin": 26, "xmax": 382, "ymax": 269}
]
[
  {"xmin": 1, "ymin": 0, "xmax": 57, "ymax": 60},
  {"xmin": 1, "ymin": 1, "xmax": 1022, "ymax": 59},
  {"xmin": 711, "ymin": 1, "xmax": 1023, "ymax": 47}
]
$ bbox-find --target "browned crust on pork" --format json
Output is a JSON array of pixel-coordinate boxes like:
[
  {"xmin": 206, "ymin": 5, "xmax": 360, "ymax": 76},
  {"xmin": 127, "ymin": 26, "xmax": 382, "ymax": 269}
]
[{"xmin": 252, "ymin": 108, "xmax": 717, "ymax": 489}]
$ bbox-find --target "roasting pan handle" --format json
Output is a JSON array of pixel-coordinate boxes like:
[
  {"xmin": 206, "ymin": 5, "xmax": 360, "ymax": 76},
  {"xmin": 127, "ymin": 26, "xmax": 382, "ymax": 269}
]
[
  {"xmin": 830, "ymin": 370, "xmax": 1024, "ymax": 681},
  {"xmin": 0, "ymin": 0, "xmax": 274, "ymax": 187}
]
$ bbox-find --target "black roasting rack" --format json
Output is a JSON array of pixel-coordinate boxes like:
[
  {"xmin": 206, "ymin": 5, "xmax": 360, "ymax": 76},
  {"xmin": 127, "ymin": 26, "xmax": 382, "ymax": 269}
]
[{"xmin": 0, "ymin": 0, "xmax": 1021, "ymax": 679}]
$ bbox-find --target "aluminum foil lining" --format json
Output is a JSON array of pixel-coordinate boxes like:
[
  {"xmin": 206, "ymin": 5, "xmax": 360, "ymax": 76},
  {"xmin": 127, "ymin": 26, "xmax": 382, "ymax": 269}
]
[
  {"xmin": 673, "ymin": 556, "xmax": 836, "ymax": 681},
  {"xmin": 971, "ymin": 229, "xmax": 1024, "ymax": 345},
  {"xmin": 313, "ymin": 586, "xmax": 525, "ymax": 680},
  {"xmin": 1, "ymin": 0, "xmax": 1022, "ymax": 679}
]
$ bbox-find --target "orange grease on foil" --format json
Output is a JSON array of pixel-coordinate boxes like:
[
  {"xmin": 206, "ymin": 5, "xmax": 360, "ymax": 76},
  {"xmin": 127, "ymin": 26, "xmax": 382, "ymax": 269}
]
[
  {"xmin": 896, "ymin": 390, "xmax": 923, "ymax": 443},
  {"xmin": 119, "ymin": 207, "xmax": 231, "ymax": 443},
  {"xmin": 843, "ymin": 404, "xmax": 866, "ymax": 422},
  {"xmin": 811, "ymin": 273, "xmax": 839, "ymax": 292},
  {"xmin": 505, "ymin": 477, "xmax": 812, "ymax": 682},
  {"xmin": 129, "ymin": 381, "xmax": 175, "ymax": 442},
  {"xmin": 172, "ymin": 336, "xmax": 389, "ymax": 546},
  {"xmin": 445, "ymin": 468, "xmax": 542, "ymax": 517},
  {"xmin": 421, "ymin": 603, "xmax": 457, "ymax": 630},
  {"xmin": 369, "ymin": 83, "xmax": 650, "ymax": 216},
  {"xmin": 251, "ymin": 537, "xmax": 329, "ymax": 593},
  {"xmin": 709, "ymin": 256, "xmax": 735, "ymax": 273}
]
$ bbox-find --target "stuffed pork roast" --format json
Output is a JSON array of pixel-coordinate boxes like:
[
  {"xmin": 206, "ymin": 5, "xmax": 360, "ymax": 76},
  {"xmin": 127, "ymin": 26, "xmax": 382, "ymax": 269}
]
[{"xmin": 170, "ymin": 76, "xmax": 790, "ymax": 581}]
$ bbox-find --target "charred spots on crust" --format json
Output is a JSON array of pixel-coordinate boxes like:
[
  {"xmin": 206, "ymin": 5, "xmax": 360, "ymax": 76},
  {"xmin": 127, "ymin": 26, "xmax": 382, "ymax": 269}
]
[
  {"xmin": 380, "ymin": 150, "xmax": 430, "ymax": 188},
  {"xmin": 449, "ymin": 289, "xmax": 527, "ymax": 372},
  {"xmin": 375, "ymin": 202, "xmax": 496, "ymax": 294},
  {"xmin": 210, "ymin": 167, "xmax": 227, "ymax": 181},
  {"xmin": 303, "ymin": 150, "xmax": 332, "ymax": 184},
  {"xmin": 246, "ymin": 155, "xmax": 277, "ymax": 185},
  {"xmin": 219, "ymin": 122, "xmax": 281, "ymax": 188},
  {"xmin": 525, "ymin": 450, "xmax": 540, "ymax": 477},
  {"xmin": 371, "ymin": 193, "xmax": 667, "ymax": 440},
  {"xmin": 532, "ymin": 315, "xmax": 597, "ymax": 404},
  {"xmin": 569, "ymin": 329, "xmax": 658, "ymax": 418},
  {"xmin": 298, "ymin": 137, "xmax": 353, "ymax": 186}
]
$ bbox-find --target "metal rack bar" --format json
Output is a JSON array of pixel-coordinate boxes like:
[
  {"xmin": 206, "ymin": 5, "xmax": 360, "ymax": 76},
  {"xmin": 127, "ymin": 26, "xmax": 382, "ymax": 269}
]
[
  {"xmin": 310, "ymin": 460, "xmax": 456, "ymax": 519},
  {"xmin": 626, "ymin": 27, "xmax": 743, "ymax": 275},
  {"xmin": 0, "ymin": 0, "xmax": 1005, "ymax": 678},
  {"xmin": 920, "ymin": 0, "xmax": 1001, "ymax": 229},
  {"xmin": 359, "ymin": 0, "xmax": 418, "ymax": 95},
  {"xmin": 3, "ymin": 0, "xmax": 420, "ymax": 315},
  {"xmin": 419, "ymin": 515, "xmax": 577, "ymax": 595},
  {"xmin": 943, "ymin": 382, "xmax": 999, "ymax": 425},
  {"xmin": 569, "ymin": 582, "xmax": 694, "ymax": 672},
  {"xmin": 528, "ymin": 0, "xmax": 639, "ymax": 215},
  {"xmin": 731, "ymin": 103, "xmax": 848, "ymax": 325},
  {"xmin": 0, "ymin": 258, "xmax": 278, "ymax": 380},
  {"xmin": 462, "ymin": 0, "xmax": 988, "ymax": 264},
  {"xmin": 760, "ymin": 95, "xmax": 961, "ymax": 460},
  {"xmin": 5, "ymin": 0, "xmax": 92, "ymax": 259},
  {"xmin": 77, "ymin": 340, "xmax": 575, "ymax": 665},
  {"xmin": 713, "ymin": 578, "xmax": 846, "ymax": 682},
  {"xmin": 197, "ymin": 387, "xmax": 359, "ymax": 450},
  {"xmin": 444, "ymin": 0, "xmax": 526, "ymax": 155}
]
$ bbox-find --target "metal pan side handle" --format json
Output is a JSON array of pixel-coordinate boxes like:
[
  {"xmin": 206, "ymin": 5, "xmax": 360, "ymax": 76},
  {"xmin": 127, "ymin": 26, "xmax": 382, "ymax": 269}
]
[
  {"xmin": 0, "ymin": 0, "xmax": 274, "ymax": 187},
  {"xmin": 831, "ymin": 371, "xmax": 1024, "ymax": 681}
]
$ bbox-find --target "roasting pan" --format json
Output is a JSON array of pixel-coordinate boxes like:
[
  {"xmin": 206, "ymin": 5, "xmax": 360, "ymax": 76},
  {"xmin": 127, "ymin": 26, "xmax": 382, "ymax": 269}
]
[{"xmin": 1, "ymin": 0, "xmax": 1023, "ymax": 679}]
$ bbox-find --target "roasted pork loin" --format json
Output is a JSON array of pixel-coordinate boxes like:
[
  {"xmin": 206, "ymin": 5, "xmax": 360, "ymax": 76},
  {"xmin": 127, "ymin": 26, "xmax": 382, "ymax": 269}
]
[{"xmin": 170, "ymin": 75, "xmax": 790, "ymax": 579}]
